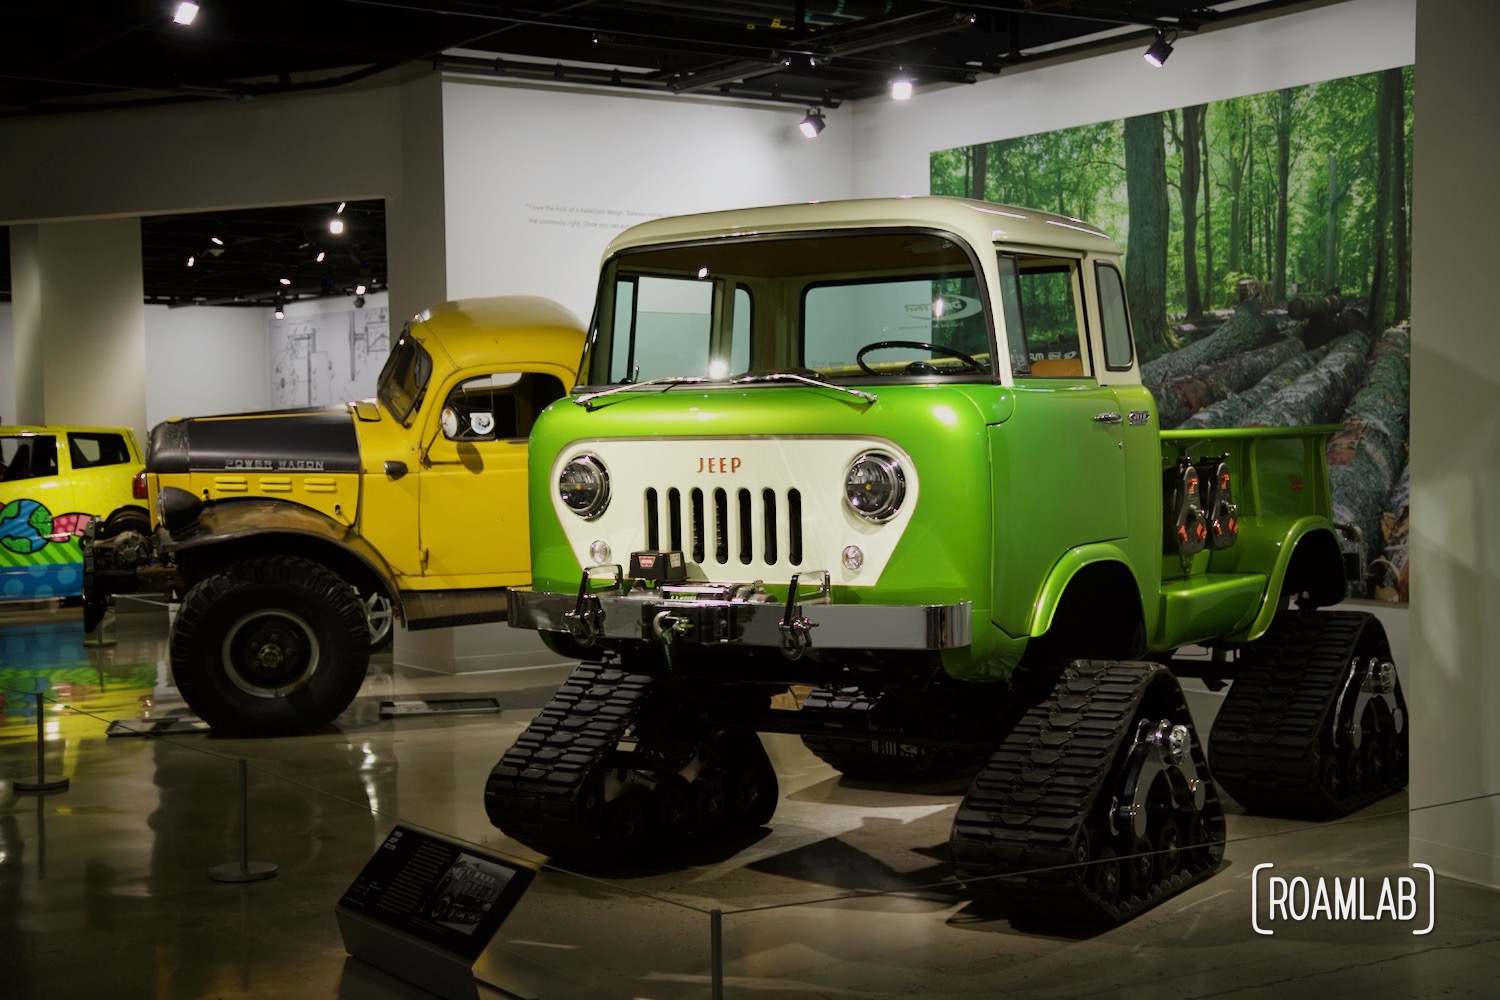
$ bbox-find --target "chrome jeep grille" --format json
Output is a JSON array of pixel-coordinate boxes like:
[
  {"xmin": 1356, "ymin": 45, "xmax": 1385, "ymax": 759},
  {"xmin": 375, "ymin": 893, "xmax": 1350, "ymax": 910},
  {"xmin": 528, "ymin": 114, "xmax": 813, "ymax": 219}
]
[{"xmin": 644, "ymin": 486, "xmax": 804, "ymax": 567}]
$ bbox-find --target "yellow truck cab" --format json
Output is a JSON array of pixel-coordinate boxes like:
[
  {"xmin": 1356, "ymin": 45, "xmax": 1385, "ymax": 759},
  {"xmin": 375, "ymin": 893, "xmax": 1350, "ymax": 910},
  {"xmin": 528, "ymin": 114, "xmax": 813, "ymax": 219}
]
[
  {"xmin": 88, "ymin": 296, "xmax": 584, "ymax": 735},
  {"xmin": 1, "ymin": 425, "xmax": 148, "ymax": 601}
]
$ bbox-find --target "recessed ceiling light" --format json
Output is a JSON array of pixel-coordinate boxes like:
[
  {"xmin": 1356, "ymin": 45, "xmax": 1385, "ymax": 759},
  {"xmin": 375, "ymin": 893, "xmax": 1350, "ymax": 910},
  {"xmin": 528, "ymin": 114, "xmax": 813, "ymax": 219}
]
[
  {"xmin": 279, "ymin": 277, "xmax": 292, "ymax": 286},
  {"xmin": 316, "ymin": 251, "xmax": 326, "ymax": 262},
  {"xmin": 173, "ymin": 3, "xmax": 199, "ymax": 26},
  {"xmin": 210, "ymin": 236, "xmax": 223, "ymax": 245},
  {"xmin": 330, "ymin": 219, "xmax": 345, "ymax": 235},
  {"xmin": 891, "ymin": 68, "xmax": 913, "ymax": 101}
]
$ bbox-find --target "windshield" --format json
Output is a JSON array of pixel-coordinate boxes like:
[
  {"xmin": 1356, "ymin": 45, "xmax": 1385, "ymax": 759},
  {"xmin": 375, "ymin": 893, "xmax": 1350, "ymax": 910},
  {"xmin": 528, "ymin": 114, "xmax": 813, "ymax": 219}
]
[
  {"xmin": 583, "ymin": 231, "xmax": 992, "ymax": 387},
  {"xmin": 376, "ymin": 327, "xmax": 433, "ymax": 426}
]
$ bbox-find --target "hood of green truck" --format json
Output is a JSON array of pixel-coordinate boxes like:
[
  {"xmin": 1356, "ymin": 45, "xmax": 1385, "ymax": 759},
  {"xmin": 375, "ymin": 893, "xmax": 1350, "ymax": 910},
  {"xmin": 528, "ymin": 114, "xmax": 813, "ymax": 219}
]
[{"xmin": 528, "ymin": 382, "xmax": 1011, "ymax": 605}]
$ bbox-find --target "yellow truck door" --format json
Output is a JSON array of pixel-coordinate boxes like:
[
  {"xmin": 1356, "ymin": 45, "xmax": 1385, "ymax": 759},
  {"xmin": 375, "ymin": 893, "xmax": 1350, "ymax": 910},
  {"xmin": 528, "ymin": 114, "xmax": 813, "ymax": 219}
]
[{"xmin": 416, "ymin": 369, "xmax": 568, "ymax": 587}]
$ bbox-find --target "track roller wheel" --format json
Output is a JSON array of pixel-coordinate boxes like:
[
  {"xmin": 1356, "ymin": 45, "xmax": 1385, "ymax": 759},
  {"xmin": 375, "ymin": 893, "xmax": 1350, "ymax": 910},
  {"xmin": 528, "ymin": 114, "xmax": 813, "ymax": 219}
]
[
  {"xmin": 602, "ymin": 791, "xmax": 650, "ymax": 854},
  {"xmin": 650, "ymin": 777, "xmax": 692, "ymax": 846}
]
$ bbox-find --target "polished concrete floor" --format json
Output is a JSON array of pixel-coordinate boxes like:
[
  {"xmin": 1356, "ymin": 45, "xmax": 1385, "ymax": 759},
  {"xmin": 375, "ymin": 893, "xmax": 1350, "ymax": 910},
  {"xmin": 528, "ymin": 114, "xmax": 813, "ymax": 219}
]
[{"xmin": 1, "ymin": 601, "xmax": 1496, "ymax": 1000}]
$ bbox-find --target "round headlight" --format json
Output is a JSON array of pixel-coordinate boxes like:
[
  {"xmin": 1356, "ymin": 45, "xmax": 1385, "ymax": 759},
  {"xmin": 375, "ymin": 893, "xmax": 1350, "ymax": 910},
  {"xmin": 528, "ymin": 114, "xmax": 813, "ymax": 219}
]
[
  {"xmin": 559, "ymin": 454, "xmax": 610, "ymax": 519},
  {"xmin": 844, "ymin": 452, "xmax": 905, "ymax": 522}
]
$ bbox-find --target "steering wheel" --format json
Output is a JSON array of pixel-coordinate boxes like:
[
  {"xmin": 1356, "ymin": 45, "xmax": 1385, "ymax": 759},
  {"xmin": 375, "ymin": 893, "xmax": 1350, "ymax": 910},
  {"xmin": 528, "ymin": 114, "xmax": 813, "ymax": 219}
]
[{"xmin": 855, "ymin": 340, "xmax": 985, "ymax": 376}]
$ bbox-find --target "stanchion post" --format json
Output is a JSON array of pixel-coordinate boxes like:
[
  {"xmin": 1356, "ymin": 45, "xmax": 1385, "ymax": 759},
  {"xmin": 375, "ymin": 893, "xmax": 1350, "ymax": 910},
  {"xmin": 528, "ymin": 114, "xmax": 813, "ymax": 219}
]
[
  {"xmin": 711, "ymin": 908, "xmax": 724, "ymax": 1000},
  {"xmin": 209, "ymin": 758, "xmax": 278, "ymax": 883},
  {"xmin": 15, "ymin": 692, "xmax": 69, "ymax": 794}
]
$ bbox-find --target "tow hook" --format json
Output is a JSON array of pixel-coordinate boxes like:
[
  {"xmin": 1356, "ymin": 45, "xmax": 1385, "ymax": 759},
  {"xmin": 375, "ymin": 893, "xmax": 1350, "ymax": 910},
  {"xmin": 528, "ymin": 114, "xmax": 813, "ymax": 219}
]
[
  {"xmin": 563, "ymin": 571, "xmax": 604, "ymax": 647},
  {"xmin": 1112, "ymin": 719, "xmax": 1206, "ymax": 838},
  {"xmin": 777, "ymin": 573, "xmax": 818, "ymax": 660}
]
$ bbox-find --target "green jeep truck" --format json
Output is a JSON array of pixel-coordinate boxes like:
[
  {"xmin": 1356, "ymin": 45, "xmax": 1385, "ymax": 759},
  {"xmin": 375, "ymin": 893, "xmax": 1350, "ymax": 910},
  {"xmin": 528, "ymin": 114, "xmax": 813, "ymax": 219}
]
[{"xmin": 484, "ymin": 197, "xmax": 1408, "ymax": 922}]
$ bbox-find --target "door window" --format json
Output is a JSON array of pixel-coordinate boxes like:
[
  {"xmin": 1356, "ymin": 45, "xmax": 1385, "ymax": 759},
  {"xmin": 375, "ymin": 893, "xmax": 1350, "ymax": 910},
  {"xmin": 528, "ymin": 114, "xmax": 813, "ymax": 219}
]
[
  {"xmin": 439, "ymin": 372, "xmax": 567, "ymax": 442},
  {"xmin": 998, "ymin": 254, "xmax": 1089, "ymax": 377},
  {"xmin": 1, "ymin": 435, "xmax": 59, "ymax": 482},
  {"xmin": 68, "ymin": 432, "xmax": 132, "ymax": 469}
]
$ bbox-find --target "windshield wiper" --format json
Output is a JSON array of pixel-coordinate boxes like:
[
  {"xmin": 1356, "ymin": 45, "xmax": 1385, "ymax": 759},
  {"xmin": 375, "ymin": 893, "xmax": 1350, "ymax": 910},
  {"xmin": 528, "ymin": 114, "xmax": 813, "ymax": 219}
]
[
  {"xmin": 574, "ymin": 376, "xmax": 711, "ymax": 410},
  {"xmin": 731, "ymin": 371, "xmax": 877, "ymax": 404}
]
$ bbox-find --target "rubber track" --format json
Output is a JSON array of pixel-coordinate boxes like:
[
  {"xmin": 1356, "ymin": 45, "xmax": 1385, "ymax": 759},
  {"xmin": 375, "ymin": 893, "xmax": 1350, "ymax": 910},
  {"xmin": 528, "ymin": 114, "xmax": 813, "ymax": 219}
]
[
  {"xmin": 949, "ymin": 660, "xmax": 1224, "ymax": 922},
  {"xmin": 484, "ymin": 661, "xmax": 654, "ymax": 858},
  {"xmin": 1210, "ymin": 610, "xmax": 1409, "ymax": 818}
]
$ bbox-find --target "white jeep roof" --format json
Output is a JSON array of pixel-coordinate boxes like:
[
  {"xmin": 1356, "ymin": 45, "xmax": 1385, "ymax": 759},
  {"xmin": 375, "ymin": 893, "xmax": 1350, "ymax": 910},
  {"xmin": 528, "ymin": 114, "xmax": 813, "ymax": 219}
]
[{"xmin": 605, "ymin": 196, "xmax": 1120, "ymax": 259}]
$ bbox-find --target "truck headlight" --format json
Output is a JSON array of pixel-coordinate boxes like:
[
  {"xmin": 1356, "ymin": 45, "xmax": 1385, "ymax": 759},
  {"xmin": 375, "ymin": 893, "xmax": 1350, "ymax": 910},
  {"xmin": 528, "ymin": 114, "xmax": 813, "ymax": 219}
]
[
  {"xmin": 559, "ymin": 455, "xmax": 610, "ymax": 519},
  {"xmin": 844, "ymin": 451, "xmax": 905, "ymax": 522}
]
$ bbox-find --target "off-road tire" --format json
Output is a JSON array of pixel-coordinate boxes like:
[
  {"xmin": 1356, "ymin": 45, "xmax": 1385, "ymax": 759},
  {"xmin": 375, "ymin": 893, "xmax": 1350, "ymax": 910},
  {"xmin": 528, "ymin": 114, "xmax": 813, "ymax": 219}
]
[{"xmin": 170, "ymin": 555, "xmax": 370, "ymax": 736}]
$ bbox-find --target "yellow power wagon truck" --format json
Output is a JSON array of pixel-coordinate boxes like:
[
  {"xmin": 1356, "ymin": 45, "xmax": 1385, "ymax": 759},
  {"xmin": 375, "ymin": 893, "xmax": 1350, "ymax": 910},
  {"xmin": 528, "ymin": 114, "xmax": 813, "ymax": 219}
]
[{"xmin": 87, "ymin": 296, "xmax": 584, "ymax": 735}]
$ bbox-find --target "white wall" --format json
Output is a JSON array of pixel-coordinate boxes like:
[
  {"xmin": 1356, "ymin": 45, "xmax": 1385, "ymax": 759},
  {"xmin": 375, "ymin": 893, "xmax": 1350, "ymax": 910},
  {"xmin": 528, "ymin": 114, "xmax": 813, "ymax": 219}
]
[
  {"xmin": 441, "ymin": 80, "xmax": 857, "ymax": 321},
  {"xmin": 1410, "ymin": 0, "xmax": 1500, "ymax": 888},
  {"xmin": 0, "ymin": 302, "xmax": 12, "ymax": 425},
  {"xmin": 144, "ymin": 304, "xmax": 270, "ymax": 428},
  {"xmin": 850, "ymin": 0, "xmax": 1416, "ymax": 197}
]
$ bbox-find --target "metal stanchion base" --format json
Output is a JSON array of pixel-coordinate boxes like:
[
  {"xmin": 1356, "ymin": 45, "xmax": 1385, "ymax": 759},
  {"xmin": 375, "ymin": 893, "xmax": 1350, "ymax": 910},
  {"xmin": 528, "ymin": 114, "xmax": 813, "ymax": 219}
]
[
  {"xmin": 209, "ymin": 861, "xmax": 279, "ymax": 883},
  {"xmin": 83, "ymin": 609, "xmax": 118, "ymax": 648},
  {"xmin": 15, "ymin": 777, "xmax": 70, "ymax": 794}
]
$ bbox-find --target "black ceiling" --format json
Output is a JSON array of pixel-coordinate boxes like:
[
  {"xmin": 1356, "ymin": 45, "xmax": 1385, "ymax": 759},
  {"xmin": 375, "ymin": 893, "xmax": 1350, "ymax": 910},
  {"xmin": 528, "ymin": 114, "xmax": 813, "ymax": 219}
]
[{"xmin": 0, "ymin": 0, "xmax": 1316, "ymax": 307}]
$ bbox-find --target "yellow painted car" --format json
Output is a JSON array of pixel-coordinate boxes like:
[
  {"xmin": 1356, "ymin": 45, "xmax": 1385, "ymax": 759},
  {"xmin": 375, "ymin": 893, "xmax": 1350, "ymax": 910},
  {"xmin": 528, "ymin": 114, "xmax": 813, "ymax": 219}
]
[
  {"xmin": 1, "ymin": 425, "xmax": 148, "ymax": 601},
  {"xmin": 87, "ymin": 296, "xmax": 584, "ymax": 736}
]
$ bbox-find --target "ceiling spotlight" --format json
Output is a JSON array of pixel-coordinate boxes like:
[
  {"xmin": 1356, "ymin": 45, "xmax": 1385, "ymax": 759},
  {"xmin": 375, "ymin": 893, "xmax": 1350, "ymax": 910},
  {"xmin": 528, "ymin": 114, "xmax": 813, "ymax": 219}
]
[
  {"xmin": 355, "ymin": 282, "xmax": 368, "ymax": 296},
  {"xmin": 799, "ymin": 109, "xmax": 826, "ymax": 138},
  {"xmin": 1144, "ymin": 29, "xmax": 1176, "ymax": 67},
  {"xmin": 891, "ymin": 68, "xmax": 914, "ymax": 101},
  {"xmin": 273, "ymin": 298, "xmax": 285, "ymax": 321},
  {"xmin": 315, "ymin": 250, "xmax": 326, "ymax": 263},
  {"xmin": 210, "ymin": 236, "xmax": 223, "ymax": 246},
  {"xmin": 336, "ymin": 201, "xmax": 346, "ymax": 214},
  {"xmin": 354, "ymin": 295, "xmax": 366, "ymax": 309},
  {"xmin": 279, "ymin": 277, "xmax": 291, "ymax": 286},
  {"xmin": 329, "ymin": 218, "xmax": 345, "ymax": 235},
  {"xmin": 173, "ymin": 2, "xmax": 199, "ymax": 26},
  {"xmin": 186, "ymin": 255, "xmax": 195, "ymax": 267}
]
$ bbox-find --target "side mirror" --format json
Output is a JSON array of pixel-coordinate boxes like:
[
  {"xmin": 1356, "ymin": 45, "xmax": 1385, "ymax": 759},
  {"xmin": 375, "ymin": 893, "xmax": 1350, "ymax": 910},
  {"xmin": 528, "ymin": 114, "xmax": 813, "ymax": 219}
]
[{"xmin": 384, "ymin": 460, "xmax": 408, "ymax": 480}]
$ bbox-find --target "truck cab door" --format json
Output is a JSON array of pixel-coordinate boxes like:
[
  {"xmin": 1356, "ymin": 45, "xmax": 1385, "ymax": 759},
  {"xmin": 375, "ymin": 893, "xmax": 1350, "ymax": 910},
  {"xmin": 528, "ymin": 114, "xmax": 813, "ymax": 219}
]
[{"xmin": 416, "ymin": 369, "xmax": 568, "ymax": 586}]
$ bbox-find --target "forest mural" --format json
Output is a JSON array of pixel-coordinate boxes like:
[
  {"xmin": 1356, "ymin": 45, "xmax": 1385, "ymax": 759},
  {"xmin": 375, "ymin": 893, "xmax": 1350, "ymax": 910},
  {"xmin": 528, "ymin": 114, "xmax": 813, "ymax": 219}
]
[{"xmin": 933, "ymin": 66, "xmax": 1413, "ymax": 602}]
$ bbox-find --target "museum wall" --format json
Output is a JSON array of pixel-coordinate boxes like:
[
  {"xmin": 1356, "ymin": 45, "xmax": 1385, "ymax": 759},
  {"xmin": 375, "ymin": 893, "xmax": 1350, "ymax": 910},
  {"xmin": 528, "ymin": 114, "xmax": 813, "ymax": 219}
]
[
  {"xmin": 1410, "ymin": 0, "xmax": 1500, "ymax": 888},
  {"xmin": 848, "ymin": 0, "xmax": 1416, "ymax": 198},
  {"xmin": 439, "ymin": 79, "xmax": 857, "ymax": 322},
  {"xmin": 143, "ymin": 304, "xmax": 270, "ymax": 430},
  {"xmin": 0, "ymin": 302, "xmax": 12, "ymax": 425}
]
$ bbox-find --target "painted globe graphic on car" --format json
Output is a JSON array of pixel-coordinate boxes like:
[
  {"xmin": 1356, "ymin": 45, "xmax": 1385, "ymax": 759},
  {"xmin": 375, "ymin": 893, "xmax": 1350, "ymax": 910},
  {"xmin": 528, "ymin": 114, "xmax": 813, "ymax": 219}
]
[{"xmin": 0, "ymin": 498, "xmax": 54, "ymax": 555}]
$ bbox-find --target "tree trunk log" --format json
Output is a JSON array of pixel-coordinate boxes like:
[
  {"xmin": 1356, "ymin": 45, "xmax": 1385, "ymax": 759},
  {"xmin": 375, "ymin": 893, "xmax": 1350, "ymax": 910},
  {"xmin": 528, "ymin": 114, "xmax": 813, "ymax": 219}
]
[
  {"xmin": 1140, "ymin": 300, "xmax": 1274, "ymax": 393},
  {"xmin": 1155, "ymin": 336, "xmax": 1304, "ymax": 428},
  {"xmin": 1328, "ymin": 325, "xmax": 1411, "ymax": 588},
  {"xmin": 1242, "ymin": 329, "xmax": 1373, "ymax": 428},
  {"xmin": 1180, "ymin": 345, "xmax": 1330, "ymax": 429}
]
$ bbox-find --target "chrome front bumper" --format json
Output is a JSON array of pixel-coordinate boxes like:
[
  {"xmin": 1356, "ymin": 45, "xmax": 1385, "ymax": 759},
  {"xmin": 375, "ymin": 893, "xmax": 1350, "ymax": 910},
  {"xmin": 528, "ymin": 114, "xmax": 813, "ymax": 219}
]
[{"xmin": 508, "ymin": 583, "xmax": 971, "ymax": 653}]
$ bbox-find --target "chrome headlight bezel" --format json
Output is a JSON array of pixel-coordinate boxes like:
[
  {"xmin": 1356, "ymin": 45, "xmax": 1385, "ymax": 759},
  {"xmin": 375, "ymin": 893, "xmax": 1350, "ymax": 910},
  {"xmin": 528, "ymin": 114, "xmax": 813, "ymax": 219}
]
[
  {"xmin": 559, "ymin": 454, "xmax": 611, "ymax": 520},
  {"xmin": 844, "ymin": 451, "xmax": 906, "ymax": 522}
]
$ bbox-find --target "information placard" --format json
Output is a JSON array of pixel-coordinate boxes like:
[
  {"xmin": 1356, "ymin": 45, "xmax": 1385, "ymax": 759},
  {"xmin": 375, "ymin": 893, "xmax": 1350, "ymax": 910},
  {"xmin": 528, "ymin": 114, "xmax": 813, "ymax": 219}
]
[{"xmin": 336, "ymin": 826, "xmax": 535, "ymax": 998}]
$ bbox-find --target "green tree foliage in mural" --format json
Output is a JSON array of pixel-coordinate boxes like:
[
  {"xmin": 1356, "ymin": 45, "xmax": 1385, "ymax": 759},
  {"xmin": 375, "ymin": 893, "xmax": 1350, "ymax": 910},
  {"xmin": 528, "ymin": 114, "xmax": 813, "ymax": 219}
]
[{"xmin": 931, "ymin": 67, "xmax": 1413, "ymax": 348}]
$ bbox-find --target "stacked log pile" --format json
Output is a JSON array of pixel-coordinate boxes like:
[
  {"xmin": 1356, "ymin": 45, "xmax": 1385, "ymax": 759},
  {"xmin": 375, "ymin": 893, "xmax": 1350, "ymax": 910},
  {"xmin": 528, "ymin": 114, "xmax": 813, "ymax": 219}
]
[
  {"xmin": 1141, "ymin": 300, "xmax": 1276, "ymax": 394},
  {"xmin": 1242, "ymin": 330, "xmax": 1373, "ymax": 427},
  {"xmin": 1328, "ymin": 325, "xmax": 1411, "ymax": 580},
  {"xmin": 1155, "ymin": 336, "xmax": 1305, "ymax": 428},
  {"xmin": 1369, "ymin": 464, "xmax": 1410, "ymax": 602},
  {"xmin": 1179, "ymin": 345, "xmax": 1330, "ymax": 429}
]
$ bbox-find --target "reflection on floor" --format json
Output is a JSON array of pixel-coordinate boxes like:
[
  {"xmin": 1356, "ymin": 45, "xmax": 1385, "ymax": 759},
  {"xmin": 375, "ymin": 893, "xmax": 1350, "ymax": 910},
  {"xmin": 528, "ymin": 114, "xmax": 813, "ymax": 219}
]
[{"xmin": 1, "ymin": 601, "xmax": 1496, "ymax": 999}]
